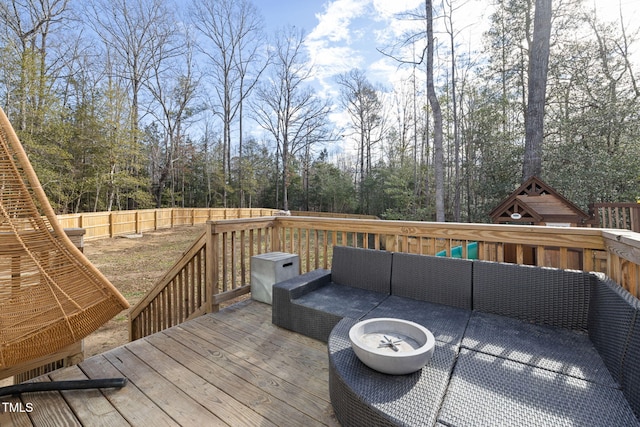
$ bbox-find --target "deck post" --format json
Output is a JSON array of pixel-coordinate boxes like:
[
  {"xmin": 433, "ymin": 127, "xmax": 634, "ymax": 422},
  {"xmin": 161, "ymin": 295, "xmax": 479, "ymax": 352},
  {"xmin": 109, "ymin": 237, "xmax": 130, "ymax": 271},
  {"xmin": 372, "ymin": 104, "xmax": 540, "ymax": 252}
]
[{"xmin": 205, "ymin": 221, "xmax": 218, "ymax": 313}]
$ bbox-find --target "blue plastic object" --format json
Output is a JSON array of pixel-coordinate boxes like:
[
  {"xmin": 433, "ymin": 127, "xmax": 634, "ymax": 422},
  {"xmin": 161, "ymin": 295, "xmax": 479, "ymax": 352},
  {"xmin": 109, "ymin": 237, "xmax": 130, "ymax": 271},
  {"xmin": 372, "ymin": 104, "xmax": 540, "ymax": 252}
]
[{"xmin": 436, "ymin": 242, "xmax": 478, "ymax": 259}]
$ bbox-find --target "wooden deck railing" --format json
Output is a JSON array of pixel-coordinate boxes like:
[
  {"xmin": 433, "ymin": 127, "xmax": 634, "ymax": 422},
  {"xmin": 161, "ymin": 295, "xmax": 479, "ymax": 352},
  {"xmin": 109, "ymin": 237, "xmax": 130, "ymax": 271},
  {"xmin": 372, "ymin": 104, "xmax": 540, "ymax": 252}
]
[
  {"xmin": 129, "ymin": 217, "xmax": 280, "ymax": 340},
  {"xmin": 591, "ymin": 203, "xmax": 640, "ymax": 232},
  {"xmin": 129, "ymin": 216, "xmax": 640, "ymax": 340}
]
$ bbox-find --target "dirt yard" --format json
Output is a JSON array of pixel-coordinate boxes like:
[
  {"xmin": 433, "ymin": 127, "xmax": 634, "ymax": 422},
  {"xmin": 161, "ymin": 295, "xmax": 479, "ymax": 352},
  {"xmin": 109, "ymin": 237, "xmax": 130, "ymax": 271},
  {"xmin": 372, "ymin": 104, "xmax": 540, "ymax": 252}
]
[{"xmin": 82, "ymin": 225, "xmax": 206, "ymax": 357}]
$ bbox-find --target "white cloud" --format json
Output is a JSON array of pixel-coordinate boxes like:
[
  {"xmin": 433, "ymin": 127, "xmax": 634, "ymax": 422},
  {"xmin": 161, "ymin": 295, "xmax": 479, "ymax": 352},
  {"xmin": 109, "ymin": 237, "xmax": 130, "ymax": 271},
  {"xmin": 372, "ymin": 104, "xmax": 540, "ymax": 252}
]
[
  {"xmin": 305, "ymin": 0, "xmax": 372, "ymax": 93},
  {"xmin": 308, "ymin": 0, "xmax": 370, "ymax": 42},
  {"xmin": 372, "ymin": 0, "xmax": 422, "ymax": 19}
]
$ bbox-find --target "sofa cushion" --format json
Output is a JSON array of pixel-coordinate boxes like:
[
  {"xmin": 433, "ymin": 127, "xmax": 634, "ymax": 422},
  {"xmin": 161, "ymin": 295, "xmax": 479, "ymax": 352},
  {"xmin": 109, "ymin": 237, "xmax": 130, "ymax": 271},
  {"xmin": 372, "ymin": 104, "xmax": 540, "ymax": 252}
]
[
  {"xmin": 625, "ymin": 317, "xmax": 640, "ymax": 420},
  {"xmin": 289, "ymin": 283, "xmax": 388, "ymax": 342},
  {"xmin": 272, "ymin": 269, "xmax": 331, "ymax": 331},
  {"xmin": 438, "ymin": 349, "xmax": 640, "ymax": 427},
  {"xmin": 330, "ymin": 317, "xmax": 459, "ymax": 427},
  {"xmin": 391, "ymin": 253, "xmax": 472, "ymax": 309},
  {"xmin": 364, "ymin": 295, "xmax": 470, "ymax": 347},
  {"xmin": 472, "ymin": 261, "xmax": 591, "ymax": 330},
  {"xmin": 293, "ymin": 283, "xmax": 388, "ymax": 320},
  {"xmin": 331, "ymin": 246, "xmax": 392, "ymax": 294},
  {"xmin": 588, "ymin": 274, "xmax": 639, "ymax": 386},
  {"xmin": 462, "ymin": 311, "xmax": 617, "ymax": 387}
]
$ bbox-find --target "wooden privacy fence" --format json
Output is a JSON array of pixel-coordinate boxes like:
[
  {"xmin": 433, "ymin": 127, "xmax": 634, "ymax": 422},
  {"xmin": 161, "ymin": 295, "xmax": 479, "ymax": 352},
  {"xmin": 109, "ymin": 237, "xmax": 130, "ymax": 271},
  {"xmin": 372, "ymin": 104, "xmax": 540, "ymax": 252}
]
[
  {"xmin": 129, "ymin": 216, "xmax": 640, "ymax": 341},
  {"xmin": 55, "ymin": 208, "xmax": 378, "ymax": 240},
  {"xmin": 57, "ymin": 208, "xmax": 279, "ymax": 240}
]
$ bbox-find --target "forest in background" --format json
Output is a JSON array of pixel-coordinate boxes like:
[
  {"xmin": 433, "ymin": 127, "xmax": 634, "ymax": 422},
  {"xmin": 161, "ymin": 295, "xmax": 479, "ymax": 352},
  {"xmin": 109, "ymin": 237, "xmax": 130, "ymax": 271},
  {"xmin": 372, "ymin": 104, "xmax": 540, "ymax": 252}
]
[{"xmin": 0, "ymin": 0, "xmax": 639, "ymax": 222}]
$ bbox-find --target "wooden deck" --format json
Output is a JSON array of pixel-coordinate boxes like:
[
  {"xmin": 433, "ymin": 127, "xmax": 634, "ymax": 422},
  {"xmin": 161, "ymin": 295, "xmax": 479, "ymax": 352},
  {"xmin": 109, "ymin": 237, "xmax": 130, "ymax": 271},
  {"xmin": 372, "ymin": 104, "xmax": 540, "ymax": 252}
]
[{"xmin": 0, "ymin": 300, "xmax": 338, "ymax": 426}]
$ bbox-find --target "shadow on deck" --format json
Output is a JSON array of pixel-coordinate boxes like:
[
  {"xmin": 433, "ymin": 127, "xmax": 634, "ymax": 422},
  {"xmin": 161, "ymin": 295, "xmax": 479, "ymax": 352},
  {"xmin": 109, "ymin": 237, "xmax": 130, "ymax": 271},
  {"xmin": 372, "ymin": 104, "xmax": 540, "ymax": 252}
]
[{"xmin": 0, "ymin": 300, "xmax": 338, "ymax": 426}]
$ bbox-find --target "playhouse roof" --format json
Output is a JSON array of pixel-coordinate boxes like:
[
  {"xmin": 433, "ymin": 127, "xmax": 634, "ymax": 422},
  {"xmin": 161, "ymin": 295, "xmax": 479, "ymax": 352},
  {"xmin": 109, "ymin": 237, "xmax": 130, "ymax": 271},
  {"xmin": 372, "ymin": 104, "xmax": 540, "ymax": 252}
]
[{"xmin": 489, "ymin": 176, "xmax": 590, "ymax": 225}]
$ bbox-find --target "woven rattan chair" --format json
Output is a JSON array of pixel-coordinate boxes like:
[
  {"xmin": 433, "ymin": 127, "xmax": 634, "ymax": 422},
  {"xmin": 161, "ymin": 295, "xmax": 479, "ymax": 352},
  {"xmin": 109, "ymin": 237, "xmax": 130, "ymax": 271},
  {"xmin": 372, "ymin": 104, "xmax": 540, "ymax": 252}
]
[{"xmin": 0, "ymin": 108, "xmax": 129, "ymax": 371}]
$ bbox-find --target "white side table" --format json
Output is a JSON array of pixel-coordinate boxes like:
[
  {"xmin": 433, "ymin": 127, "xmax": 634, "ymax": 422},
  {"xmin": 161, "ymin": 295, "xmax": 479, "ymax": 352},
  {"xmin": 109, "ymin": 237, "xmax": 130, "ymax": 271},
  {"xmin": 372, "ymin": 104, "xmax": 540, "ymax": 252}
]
[{"xmin": 250, "ymin": 252, "xmax": 300, "ymax": 304}]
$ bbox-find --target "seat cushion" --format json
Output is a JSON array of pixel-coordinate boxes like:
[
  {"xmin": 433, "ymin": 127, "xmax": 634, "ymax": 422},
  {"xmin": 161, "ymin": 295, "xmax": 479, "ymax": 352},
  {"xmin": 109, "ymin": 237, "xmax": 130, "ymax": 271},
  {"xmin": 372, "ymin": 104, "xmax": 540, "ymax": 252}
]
[
  {"xmin": 364, "ymin": 295, "xmax": 471, "ymax": 347},
  {"xmin": 462, "ymin": 311, "xmax": 617, "ymax": 387},
  {"xmin": 438, "ymin": 349, "xmax": 639, "ymax": 427},
  {"xmin": 329, "ymin": 317, "xmax": 458, "ymax": 427},
  {"xmin": 391, "ymin": 252, "xmax": 472, "ymax": 309},
  {"xmin": 293, "ymin": 282, "xmax": 388, "ymax": 320},
  {"xmin": 283, "ymin": 283, "xmax": 388, "ymax": 342}
]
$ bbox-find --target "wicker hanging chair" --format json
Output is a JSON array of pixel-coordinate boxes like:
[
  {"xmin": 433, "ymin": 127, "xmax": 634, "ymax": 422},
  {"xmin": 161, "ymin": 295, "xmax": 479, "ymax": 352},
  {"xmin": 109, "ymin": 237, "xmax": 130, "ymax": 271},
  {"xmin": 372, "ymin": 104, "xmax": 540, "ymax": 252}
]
[{"xmin": 0, "ymin": 107, "xmax": 129, "ymax": 371}]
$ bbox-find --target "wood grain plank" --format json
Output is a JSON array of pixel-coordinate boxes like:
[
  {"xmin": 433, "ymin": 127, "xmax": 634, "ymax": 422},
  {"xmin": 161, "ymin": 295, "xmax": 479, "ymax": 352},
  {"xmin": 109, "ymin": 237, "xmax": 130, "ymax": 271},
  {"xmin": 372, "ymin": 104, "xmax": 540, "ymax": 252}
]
[
  {"xmin": 0, "ymin": 394, "xmax": 34, "ymax": 427},
  {"xmin": 125, "ymin": 338, "xmax": 274, "ymax": 427},
  {"xmin": 48, "ymin": 366, "xmax": 129, "ymax": 427},
  {"xmin": 15, "ymin": 300, "xmax": 338, "ymax": 426},
  {"xmin": 154, "ymin": 326, "xmax": 335, "ymax": 426},
  {"xmin": 20, "ymin": 376, "xmax": 82, "ymax": 427},
  {"xmin": 186, "ymin": 314, "xmax": 329, "ymax": 396},
  {"xmin": 216, "ymin": 300, "xmax": 327, "ymax": 352},
  {"xmin": 78, "ymin": 355, "xmax": 177, "ymax": 427},
  {"xmin": 102, "ymin": 347, "xmax": 224, "ymax": 426}
]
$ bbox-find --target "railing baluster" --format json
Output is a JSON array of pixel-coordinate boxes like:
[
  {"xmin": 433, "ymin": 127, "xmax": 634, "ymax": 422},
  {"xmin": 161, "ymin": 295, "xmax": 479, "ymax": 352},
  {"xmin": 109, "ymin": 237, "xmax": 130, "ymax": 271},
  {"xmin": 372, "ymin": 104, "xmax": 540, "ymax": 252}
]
[
  {"xmin": 240, "ymin": 229, "xmax": 247, "ymax": 286},
  {"xmin": 323, "ymin": 230, "xmax": 329, "ymax": 269},
  {"xmin": 314, "ymin": 229, "xmax": 320, "ymax": 270},
  {"xmin": 222, "ymin": 232, "xmax": 229, "ymax": 292}
]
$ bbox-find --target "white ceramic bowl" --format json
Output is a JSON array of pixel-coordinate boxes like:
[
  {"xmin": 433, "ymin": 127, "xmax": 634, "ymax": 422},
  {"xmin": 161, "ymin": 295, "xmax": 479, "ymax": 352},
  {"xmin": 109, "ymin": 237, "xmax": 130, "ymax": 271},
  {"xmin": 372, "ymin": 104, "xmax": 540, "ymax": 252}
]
[{"xmin": 349, "ymin": 318, "xmax": 435, "ymax": 375}]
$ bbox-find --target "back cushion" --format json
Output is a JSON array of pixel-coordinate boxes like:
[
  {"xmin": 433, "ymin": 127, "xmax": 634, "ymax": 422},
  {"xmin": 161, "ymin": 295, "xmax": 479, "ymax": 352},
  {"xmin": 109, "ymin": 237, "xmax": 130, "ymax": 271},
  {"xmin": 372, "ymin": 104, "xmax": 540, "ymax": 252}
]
[
  {"xmin": 472, "ymin": 261, "xmax": 591, "ymax": 330},
  {"xmin": 331, "ymin": 246, "xmax": 392, "ymax": 294},
  {"xmin": 588, "ymin": 274, "xmax": 638, "ymax": 386},
  {"xmin": 391, "ymin": 253, "xmax": 472, "ymax": 309},
  {"xmin": 624, "ymin": 317, "xmax": 640, "ymax": 420}
]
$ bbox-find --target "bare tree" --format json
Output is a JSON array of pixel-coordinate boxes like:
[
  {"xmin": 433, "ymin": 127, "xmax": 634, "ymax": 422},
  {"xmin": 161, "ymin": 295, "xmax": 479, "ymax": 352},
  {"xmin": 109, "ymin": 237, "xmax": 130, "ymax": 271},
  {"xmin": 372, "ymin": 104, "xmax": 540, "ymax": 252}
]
[
  {"xmin": 253, "ymin": 27, "xmax": 332, "ymax": 211},
  {"xmin": 191, "ymin": 0, "xmax": 267, "ymax": 207},
  {"xmin": 378, "ymin": 0, "xmax": 445, "ymax": 221},
  {"xmin": 443, "ymin": 0, "xmax": 467, "ymax": 222},
  {"xmin": 146, "ymin": 30, "xmax": 201, "ymax": 207},
  {"xmin": 522, "ymin": 0, "xmax": 552, "ymax": 182},
  {"xmin": 336, "ymin": 69, "xmax": 384, "ymax": 212},
  {"xmin": 424, "ymin": 0, "xmax": 445, "ymax": 221},
  {"xmin": 0, "ymin": 0, "xmax": 70, "ymax": 130},
  {"xmin": 86, "ymin": 0, "xmax": 177, "ymax": 146}
]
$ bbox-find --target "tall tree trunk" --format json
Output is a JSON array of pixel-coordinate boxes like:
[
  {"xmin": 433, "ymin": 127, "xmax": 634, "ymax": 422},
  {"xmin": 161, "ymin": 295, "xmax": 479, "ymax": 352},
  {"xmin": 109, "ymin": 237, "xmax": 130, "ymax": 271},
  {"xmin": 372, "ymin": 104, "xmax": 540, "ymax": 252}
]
[
  {"xmin": 425, "ymin": 0, "xmax": 445, "ymax": 222},
  {"xmin": 445, "ymin": 0, "xmax": 461, "ymax": 221},
  {"xmin": 523, "ymin": 0, "xmax": 552, "ymax": 182}
]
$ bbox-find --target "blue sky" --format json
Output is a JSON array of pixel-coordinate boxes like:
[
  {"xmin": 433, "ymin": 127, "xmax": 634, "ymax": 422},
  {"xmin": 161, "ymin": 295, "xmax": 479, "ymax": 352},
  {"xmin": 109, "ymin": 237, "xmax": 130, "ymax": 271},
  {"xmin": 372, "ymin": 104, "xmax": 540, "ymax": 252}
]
[
  {"xmin": 256, "ymin": 0, "xmax": 639, "ymax": 93},
  {"xmin": 258, "ymin": 0, "xmax": 436, "ymax": 93}
]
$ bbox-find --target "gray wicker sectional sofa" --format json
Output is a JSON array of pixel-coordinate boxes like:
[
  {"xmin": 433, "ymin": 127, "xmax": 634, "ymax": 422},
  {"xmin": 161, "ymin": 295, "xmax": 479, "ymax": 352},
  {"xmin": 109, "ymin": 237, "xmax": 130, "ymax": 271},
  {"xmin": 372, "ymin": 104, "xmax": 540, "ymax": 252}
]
[{"xmin": 272, "ymin": 246, "xmax": 640, "ymax": 426}]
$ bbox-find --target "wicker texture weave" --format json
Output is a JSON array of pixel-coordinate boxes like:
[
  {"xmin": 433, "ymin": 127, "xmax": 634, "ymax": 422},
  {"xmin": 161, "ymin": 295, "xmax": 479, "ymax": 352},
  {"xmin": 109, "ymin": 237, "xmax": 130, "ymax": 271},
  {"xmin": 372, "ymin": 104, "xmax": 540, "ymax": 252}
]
[
  {"xmin": 622, "ymin": 299, "xmax": 640, "ymax": 419},
  {"xmin": 273, "ymin": 246, "xmax": 392, "ymax": 342},
  {"xmin": 331, "ymin": 246, "xmax": 392, "ymax": 293},
  {"xmin": 473, "ymin": 260, "xmax": 591, "ymax": 330},
  {"xmin": 391, "ymin": 252, "xmax": 473, "ymax": 309},
  {"xmin": 438, "ymin": 349, "xmax": 639, "ymax": 427},
  {"xmin": 462, "ymin": 311, "xmax": 617, "ymax": 387},
  {"xmin": 588, "ymin": 273, "xmax": 640, "ymax": 386},
  {"xmin": 0, "ymin": 108, "xmax": 129, "ymax": 370},
  {"xmin": 272, "ymin": 269, "xmax": 331, "ymax": 332},
  {"xmin": 329, "ymin": 317, "xmax": 457, "ymax": 427},
  {"xmin": 364, "ymin": 295, "xmax": 470, "ymax": 347},
  {"xmin": 289, "ymin": 284, "xmax": 388, "ymax": 342}
]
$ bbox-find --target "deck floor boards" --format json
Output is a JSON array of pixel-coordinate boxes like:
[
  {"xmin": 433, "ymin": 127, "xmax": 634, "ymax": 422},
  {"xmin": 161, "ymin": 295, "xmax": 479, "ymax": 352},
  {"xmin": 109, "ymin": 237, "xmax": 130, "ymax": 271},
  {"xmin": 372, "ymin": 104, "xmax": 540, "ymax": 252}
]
[{"xmin": 1, "ymin": 300, "xmax": 338, "ymax": 427}]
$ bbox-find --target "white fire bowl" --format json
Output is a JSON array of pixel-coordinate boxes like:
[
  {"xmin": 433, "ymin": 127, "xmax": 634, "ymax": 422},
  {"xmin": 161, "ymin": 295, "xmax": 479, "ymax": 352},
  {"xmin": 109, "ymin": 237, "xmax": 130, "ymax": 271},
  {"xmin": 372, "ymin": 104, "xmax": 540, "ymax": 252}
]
[{"xmin": 349, "ymin": 318, "xmax": 435, "ymax": 375}]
